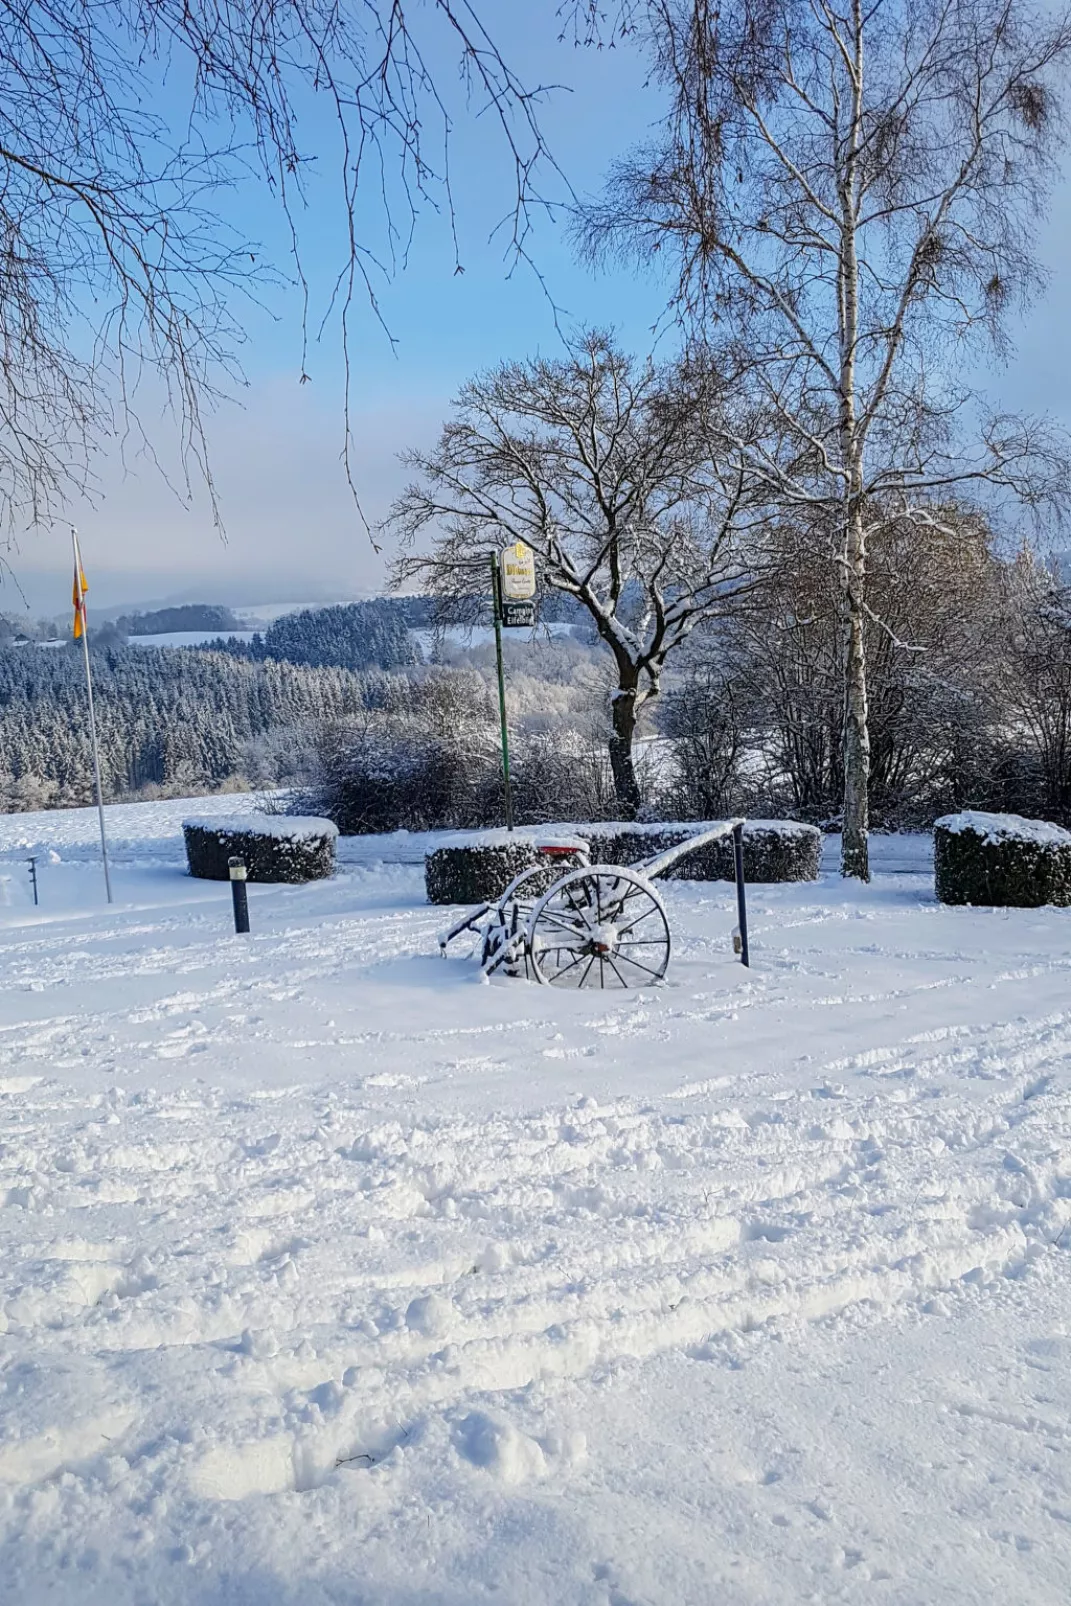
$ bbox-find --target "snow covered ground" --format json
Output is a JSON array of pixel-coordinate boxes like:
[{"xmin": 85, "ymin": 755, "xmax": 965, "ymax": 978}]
[
  {"xmin": 126, "ymin": 630, "xmax": 259, "ymax": 649},
  {"xmin": 1, "ymin": 799, "xmax": 1069, "ymax": 1604}
]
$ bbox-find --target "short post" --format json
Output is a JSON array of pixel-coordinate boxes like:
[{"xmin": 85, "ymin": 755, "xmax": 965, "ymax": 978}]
[
  {"xmin": 732, "ymin": 823, "xmax": 750, "ymax": 968},
  {"xmin": 27, "ymin": 856, "xmax": 38, "ymax": 907},
  {"xmin": 228, "ymin": 856, "xmax": 250, "ymax": 934}
]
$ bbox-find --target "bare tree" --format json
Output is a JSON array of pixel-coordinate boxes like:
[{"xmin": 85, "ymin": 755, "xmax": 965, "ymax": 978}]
[
  {"xmin": 669, "ymin": 500, "xmax": 1010, "ymax": 825},
  {"xmin": 388, "ymin": 330, "xmax": 763, "ymax": 817},
  {"xmin": 1000, "ymin": 549, "xmax": 1071, "ymax": 823},
  {"xmin": 578, "ymin": 0, "xmax": 1071, "ymax": 875},
  {"xmin": 0, "ymin": 2, "xmax": 554, "ymax": 542}
]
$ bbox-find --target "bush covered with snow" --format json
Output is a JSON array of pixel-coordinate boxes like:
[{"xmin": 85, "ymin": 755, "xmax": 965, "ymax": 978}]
[
  {"xmin": 569, "ymin": 819, "xmax": 822, "ymax": 882},
  {"xmin": 183, "ymin": 815, "xmax": 338, "ymax": 883},
  {"xmin": 668, "ymin": 819, "xmax": 822, "ymax": 883},
  {"xmin": 934, "ymin": 811, "xmax": 1071, "ymax": 907},
  {"xmin": 425, "ymin": 818, "xmax": 821, "ymax": 903},
  {"xmin": 424, "ymin": 831, "xmax": 588, "ymax": 906}
]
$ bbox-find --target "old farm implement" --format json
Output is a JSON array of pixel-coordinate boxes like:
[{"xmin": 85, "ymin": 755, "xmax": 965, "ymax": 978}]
[{"xmin": 439, "ymin": 821, "xmax": 750, "ymax": 989}]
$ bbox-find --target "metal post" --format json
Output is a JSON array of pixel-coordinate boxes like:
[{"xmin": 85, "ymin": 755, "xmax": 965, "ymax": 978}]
[
  {"xmin": 489, "ymin": 552, "xmax": 514, "ymax": 831},
  {"xmin": 732, "ymin": 822, "xmax": 750, "ymax": 968},
  {"xmin": 229, "ymin": 857, "xmax": 250, "ymax": 933},
  {"xmin": 27, "ymin": 857, "xmax": 38, "ymax": 907},
  {"xmin": 72, "ymin": 529, "xmax": 113, "ymax": 904}
]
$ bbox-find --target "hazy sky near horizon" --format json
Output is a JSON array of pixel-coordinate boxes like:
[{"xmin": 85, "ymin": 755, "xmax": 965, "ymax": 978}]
[{"xmin": 3, "ymin": 6, "xmax": 1071, "ymax": 619}]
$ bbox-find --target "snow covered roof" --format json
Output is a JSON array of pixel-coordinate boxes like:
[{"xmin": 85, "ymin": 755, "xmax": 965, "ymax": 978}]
[{"xmin": 934, "ymin": 810, "xmax": 1071, "ymax": 847}]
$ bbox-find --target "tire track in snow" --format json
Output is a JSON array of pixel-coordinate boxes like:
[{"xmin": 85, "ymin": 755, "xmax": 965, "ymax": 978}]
[{"xmin": 4, "ymin": 1010, "xmax": 1071, "ymax": 1497}]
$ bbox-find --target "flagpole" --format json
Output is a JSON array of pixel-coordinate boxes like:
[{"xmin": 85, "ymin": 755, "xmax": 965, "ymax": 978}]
[{"xmin": 72, "ymin": 528, "xmax": 113, "ymax": 904}]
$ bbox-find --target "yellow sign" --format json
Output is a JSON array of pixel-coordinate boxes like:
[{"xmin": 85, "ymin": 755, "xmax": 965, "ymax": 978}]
[{"xmin": 501, "ymin": 541, "xmax": 536, "ymax": 600}]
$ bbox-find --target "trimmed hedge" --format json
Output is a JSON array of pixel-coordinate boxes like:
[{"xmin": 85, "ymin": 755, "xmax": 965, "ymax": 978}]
[
  {"xmin": 425, "ymin": 831, "xmax": 589, "ymax": 906},
  {"xmin": 184, "ymin": 815, "xmax": 338, "ymax": 883},
  {"xmin": 934, "ymin": 811, "xmax": 1071, "ymax": 907},
  {"xmin": 666, "ymin": 820, "xmax": 822, "ymax": 884},
  {"xmin": 563, "ymin": 819, "xmax": 822, "ymax": 883},
  {"xmin": 426, "ymin": 819, "xmax": 822, "ymax": 903}
]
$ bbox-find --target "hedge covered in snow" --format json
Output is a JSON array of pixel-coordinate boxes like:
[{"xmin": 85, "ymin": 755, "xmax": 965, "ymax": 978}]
[
  {"xmin": 934, "ymin": 811, "xmax": 1071, "ymax": 908},
  {"xmin": 668, "ymin": 819, "xmax": 822, "ymax": 884},
  {"xmin": 184, "ymin": 815, "xmax": 338, "ymax": 883},
  {"xmin": 562, "ymin": 819, "xmax": 822, "ymax": 883},
  {"xmin": 425, "ymin": 819, "xmax": 821, "ymax": 903},
  {"xmin": 424, "ymin": 831, "xmax": 589, "ymax": 906}
]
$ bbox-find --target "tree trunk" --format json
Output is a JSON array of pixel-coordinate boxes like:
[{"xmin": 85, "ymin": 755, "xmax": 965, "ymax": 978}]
[
  {"xmin": 609, "ymin": 682, "xmax": 642, "ymax": 819},
  {"xmin": 837, "ymin": 8, "xmax": 869, "ymax": 880},
  {"xmin": 840, "ymin": 505, "xmax": 871, "ymax": 879}
]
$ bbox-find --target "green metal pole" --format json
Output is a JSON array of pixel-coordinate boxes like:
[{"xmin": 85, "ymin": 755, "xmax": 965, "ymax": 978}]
[{"xmin": 490, "ymin": 552, "xmax": 514, "ymax": 831}]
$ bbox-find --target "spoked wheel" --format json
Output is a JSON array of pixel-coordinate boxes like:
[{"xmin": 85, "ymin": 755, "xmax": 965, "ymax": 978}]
[
  {"xmin": 480, "ymin": 861, "xmax": 558, "ymax": 978},
  {"xmin": 527, "ymin": 866, "xmax": 671, "ymax": 988}
]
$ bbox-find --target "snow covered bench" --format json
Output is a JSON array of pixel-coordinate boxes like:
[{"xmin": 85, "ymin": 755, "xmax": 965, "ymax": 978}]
[
  {"xmin": 934, "ymin": 811, "xmax": 1071, "ymax": 908},
  {"xmin": 183, "ymin": 815, "xmax": 338, "ymax": 883}
]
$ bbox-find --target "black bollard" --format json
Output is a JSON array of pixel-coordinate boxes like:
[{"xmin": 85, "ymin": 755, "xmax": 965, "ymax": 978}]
[
  {"xmin": 27, "ymin": 856, "xmax": 38, "ymax": 907},
  {"xmin": 732, "ymin": 823, "xmax": 750, "ymax": 968},
  {"xmin": 228, "ymin": 856, "xmax": 250, "ymax": 934}
]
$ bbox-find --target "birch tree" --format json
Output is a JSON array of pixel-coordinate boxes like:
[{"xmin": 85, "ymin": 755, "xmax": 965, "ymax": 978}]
[
  {"xmin": 578, "ymin": 0, "xmax": 1071, "ymax": 875},
  {"xmin": 389, "ymin": 331, "xmax": 763, "ymax": 817}
]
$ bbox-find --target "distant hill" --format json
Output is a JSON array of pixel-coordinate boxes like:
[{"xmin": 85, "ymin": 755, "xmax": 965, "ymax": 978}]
[
  {"xmin": 216, "ymin": 599, "xmax": 418, "ymax": 672},
  {"xmin": 115, "ymin": 604, "xmax": 247, "ymax": 637}
]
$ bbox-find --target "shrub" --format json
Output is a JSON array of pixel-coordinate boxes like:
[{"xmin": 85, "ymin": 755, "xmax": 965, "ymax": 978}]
[
  {"xmin": 425, "ymin": 831, "xmax": 588, "ymax": 905},
  {"xmin": 666, "ymin": 820, "xmax": 822, "ymax": 883},
  {"xmin": 564, "ymin": 819, "xmax": 821, "ymax": 882},
  {"xmin": 934, "ymin": 811, "xmax": 1071, "ymax": 907},
  {"xmin": 308, "ymin": 725, "xmax": 497, "ymax": 835},
  {"xmin": 184, "ymin": 816, "xmax": 337, "ymax": 883},
  {"xmin": 300, "ymin": 669, "xmax": 505, "ymax": 835}
]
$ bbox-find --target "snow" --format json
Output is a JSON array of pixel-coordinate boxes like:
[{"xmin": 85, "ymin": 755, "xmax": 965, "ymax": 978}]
[
  {"xmin": 127, "ymin": 630, "xmax": 258, "ymax": 649},
  {"xmin": 183, "ymin": 814, "xmax": 339, "ymax": 842},
  {"xmin": 739, "ymin": 816, "xmax": 820, "ymax": 837},
  {"xmin": 434, "ymin": 827, "xmax": 589, "ymax": 851},
  {"xmin": 0, "ymin": 791, "xmax": 270, "ymax": 862},
  {"xmin": 935, "ymin": 809, "xmax": 1071, "ymax": 846},
  {"xmin": 1, "ymin": 799, "xmax": 1070, "ymax": 1602}
]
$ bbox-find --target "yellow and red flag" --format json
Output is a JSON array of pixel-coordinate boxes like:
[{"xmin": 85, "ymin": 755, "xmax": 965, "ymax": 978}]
[{"xmin": 72, "ymin": 557, "xmax": 88, "ymax": 639}]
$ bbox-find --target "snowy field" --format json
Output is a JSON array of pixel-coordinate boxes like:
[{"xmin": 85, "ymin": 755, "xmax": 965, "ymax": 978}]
[
  {"xmin": 1, "ymin": 799, "xmax": 1070, "ymax": 1604},
  {"xmin": 126, "ymin": 631, "xmax": 259, "ymax": 650}
]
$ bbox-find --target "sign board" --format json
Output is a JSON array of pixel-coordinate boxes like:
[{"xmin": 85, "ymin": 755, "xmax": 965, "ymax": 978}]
[
  {"xmin": 501, "ymin": 599, "xmax": 537, "ymax": 629},
  {"xmin": 500, "ymin": 541, "xmax": 536, "ymax": 600}
]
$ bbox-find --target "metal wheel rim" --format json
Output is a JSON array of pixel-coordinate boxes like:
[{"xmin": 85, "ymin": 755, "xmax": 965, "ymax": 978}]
[{"xmin": 527, "ymin": 866, "xmax": 671, "ymax": 988}]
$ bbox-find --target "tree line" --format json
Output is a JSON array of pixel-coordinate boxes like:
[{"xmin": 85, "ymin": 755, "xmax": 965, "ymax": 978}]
[
  {"xmin": 0, "ymin": 599, "xmax": 419, "ymax": 811},
  {"xmin": 0, "ymin": 647, "xmax": 374, "ymax": 811},
  {"xmin": 214, "ymin": 601, "xmax": 417, "ymax": 673}
]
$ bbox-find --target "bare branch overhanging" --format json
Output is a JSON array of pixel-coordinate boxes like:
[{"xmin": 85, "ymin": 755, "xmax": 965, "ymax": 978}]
[{"xmin": 0, "ymin": 1, "xmax": 559, "ymax": 536}]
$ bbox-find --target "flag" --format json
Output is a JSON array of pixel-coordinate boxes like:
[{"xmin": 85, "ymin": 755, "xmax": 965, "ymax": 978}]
[{"xmin": 72, "ymin": 558, "xmax": 87, "ymax": 639}]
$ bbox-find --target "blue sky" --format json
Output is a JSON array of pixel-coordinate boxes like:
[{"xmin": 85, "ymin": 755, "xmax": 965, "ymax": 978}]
[{"xmin": 4, "ymin": 7, "xmax": 1071, "ymax": 616}]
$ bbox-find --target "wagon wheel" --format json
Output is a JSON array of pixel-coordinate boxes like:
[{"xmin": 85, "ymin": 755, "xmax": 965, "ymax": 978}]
[
  {"xmin": 481, "ymin": 861, "xmax": 555, "ymax": 978},
  {"xmin": 527, "ymin": 866, "xmax": 671, "ymax": 989}
]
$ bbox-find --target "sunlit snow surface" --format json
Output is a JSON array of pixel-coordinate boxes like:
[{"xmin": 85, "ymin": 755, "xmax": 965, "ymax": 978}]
[{"xmin": 1, "ymin": 799, "xmax": 1070, "ymax": 1603}]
